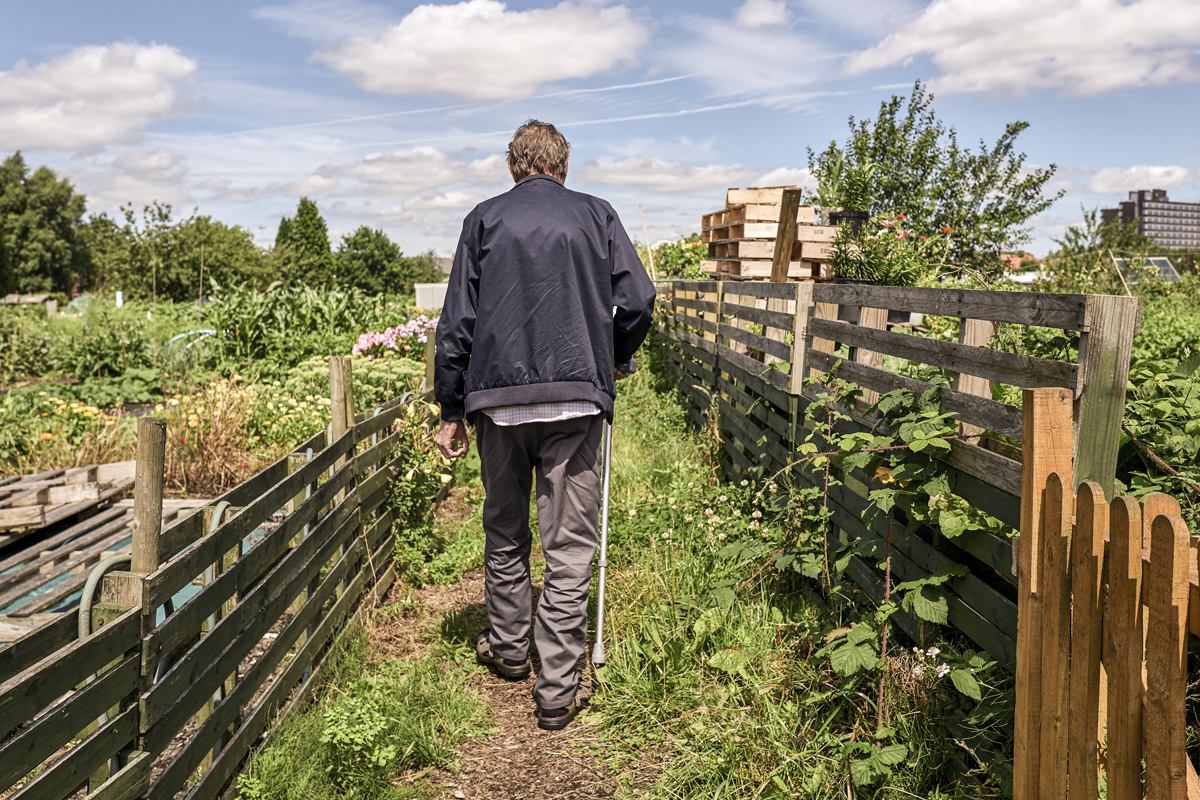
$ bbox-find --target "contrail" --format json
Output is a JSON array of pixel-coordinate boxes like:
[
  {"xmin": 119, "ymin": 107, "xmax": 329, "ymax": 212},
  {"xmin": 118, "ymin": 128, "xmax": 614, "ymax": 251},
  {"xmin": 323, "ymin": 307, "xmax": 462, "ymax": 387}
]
[{"xmin": 225, "ymin": 74, "xmax": 699, "ymax": 136}]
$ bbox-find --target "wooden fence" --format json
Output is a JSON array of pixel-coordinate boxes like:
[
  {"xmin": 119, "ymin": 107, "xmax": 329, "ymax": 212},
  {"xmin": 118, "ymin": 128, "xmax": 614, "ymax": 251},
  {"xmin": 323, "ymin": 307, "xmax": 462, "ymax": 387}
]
[
  {"xmin": 654, "ymin": 279, "xmax": 1139, "ymax": 671},
  {"xmin": 1017, "ymin": 387, "xmax": 1199, "ymax": 800},
  {"xmin": 0, "ymin": 357, "xmax": 414, "ymax": 800}
]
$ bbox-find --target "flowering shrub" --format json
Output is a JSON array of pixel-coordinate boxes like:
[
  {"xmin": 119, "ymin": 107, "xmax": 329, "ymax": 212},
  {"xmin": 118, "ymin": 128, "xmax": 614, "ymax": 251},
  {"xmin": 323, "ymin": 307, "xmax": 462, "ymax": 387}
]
[
  {"xmin": 352, "ymin": 316, "xmax": 437, "ymax": 360},
  {"xmin": 0, "ymin": 389, "xmax": 133, "ymax": 474},
  {"xmin": 831, "ymin": 212, "xmax": 951, "ymax": 286}
]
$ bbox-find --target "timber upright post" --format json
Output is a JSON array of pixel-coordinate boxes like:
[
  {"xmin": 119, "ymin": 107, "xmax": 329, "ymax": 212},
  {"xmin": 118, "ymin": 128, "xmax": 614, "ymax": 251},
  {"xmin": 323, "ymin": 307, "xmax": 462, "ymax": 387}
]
[
  {"xmin": 329, "ymin": 356, "xmax": 356, "ymax": 593},
  {"xmin": 1013, "ymin": 388, "xmax": 1074, "ymax": 800}
]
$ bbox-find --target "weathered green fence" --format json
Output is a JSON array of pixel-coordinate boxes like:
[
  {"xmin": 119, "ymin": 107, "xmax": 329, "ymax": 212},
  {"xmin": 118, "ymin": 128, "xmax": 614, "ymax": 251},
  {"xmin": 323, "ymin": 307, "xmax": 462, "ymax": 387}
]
[{"xmin": 0, "ymin": 357, "xmax": 415, "ymax": 799}]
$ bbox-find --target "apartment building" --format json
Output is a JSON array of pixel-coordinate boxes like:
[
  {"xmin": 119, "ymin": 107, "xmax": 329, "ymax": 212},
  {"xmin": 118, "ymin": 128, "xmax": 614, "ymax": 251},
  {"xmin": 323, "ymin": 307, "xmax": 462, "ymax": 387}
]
[{"xmin": 1102, "ymin": 189, "xmax": 1200, "ymax": 250}]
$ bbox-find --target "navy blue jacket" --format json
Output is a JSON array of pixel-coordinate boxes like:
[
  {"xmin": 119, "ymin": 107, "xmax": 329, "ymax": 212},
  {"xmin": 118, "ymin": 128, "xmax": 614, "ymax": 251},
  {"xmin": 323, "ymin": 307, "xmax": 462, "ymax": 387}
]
[{"xmin": 434, "ymin": 174, "xmax": 656, "ymax": 422}]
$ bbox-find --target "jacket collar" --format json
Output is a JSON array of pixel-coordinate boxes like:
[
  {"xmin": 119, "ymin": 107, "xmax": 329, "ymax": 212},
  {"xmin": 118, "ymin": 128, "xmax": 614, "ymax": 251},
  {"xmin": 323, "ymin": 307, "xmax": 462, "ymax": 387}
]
[{"xmin": 513, "ymin": 173, "xmax": 564, "ymax": 189}]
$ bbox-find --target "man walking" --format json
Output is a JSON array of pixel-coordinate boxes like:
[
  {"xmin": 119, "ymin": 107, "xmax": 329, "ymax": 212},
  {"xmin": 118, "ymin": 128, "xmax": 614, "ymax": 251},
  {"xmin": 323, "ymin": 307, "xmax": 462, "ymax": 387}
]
[{"xmin": 433, "ymin": 120, "xmax": 655, "ymax": 730}]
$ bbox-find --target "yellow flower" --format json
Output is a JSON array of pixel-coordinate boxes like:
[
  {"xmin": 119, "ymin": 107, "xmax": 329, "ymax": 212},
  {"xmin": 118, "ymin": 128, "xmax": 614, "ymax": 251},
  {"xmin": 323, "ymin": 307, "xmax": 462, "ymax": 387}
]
[{"xmin": 39, "ymin": 432, "xmax": 55, "ymax": 441}]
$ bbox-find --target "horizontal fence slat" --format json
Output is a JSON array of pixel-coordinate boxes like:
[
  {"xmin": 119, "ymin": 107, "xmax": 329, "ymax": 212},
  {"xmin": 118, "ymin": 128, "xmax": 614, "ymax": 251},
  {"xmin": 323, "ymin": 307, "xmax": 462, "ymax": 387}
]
[
  {"xmin": 806, "ymin": 349, "xmax": 1023, "ymax": 439},
  {"xmin": 720, "ymin": 300, "xmax": 794, "ymax": 331},
  {"xmin": 719, "ymin": 322, "xmax": 792, "ymax": 361},
  {"xmin": 720, "ymin": 281, "xmax": 797, "ymax": 300},
  {"xmin": 0, "ymin": 654, "xmax": 139, "ymax": 790},
  {"xmin": 9, "ymin": 707, "xmax": 138, "ymax": 800},
  {"xmin": 716, "ymin": 343, "xmax": 790, "ymax": 393},
  {"xmin": 0, "ymin": 609, "xmax": 138, "ymax": 741},
  {"xmin": 809, "ymin": 317, "xmax": 1078, "ymax": 390},
  {"xmin": 812, "ymin": 283, "xmax": 1088, "ymax": 330},
  {"xmin": 0, "ymin": 610, "xmax": 78, "ymax": 684}
]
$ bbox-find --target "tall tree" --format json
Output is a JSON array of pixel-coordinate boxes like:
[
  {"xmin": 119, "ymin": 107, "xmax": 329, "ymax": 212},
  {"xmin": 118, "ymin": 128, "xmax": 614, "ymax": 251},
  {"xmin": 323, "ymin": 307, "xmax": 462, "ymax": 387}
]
[
  {"xmin": 335, "ymin": 226, "xmax": 444, "ymax": 295},
  {"xmin": 809, "ymin": 82, "xmax": 1063, "ymax": 275},
  {"xmin": 0, "ymin": 152, "xmax": 91, "ymax": 295},
  {"xmin": 88, "ymin": 202, "xmax": 267, "ymax": 301},
  {"xmin": 273, "ymin": 197, "xmax": 333, "ymax": 286}
]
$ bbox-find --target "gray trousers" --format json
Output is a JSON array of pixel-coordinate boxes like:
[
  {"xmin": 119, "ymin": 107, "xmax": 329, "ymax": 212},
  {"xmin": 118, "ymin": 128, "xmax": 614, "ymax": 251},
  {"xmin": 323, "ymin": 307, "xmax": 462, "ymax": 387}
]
[{"xmin": 475, "ymin": 412, "xmax": 603, "ymax": 708}]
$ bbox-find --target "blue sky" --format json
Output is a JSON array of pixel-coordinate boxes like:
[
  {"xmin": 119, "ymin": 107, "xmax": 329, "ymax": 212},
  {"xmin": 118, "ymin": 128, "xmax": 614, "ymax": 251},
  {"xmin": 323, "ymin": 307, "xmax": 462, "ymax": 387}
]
[{"xmin": 2, "ymin": 0, "xmax": 1199, "ymax": 256}]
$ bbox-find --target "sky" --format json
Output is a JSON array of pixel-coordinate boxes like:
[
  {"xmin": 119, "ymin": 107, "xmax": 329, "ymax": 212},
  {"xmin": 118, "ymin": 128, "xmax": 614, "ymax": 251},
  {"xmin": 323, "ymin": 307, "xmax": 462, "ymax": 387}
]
[{"xmin": 2, "ymin": 0, "xmax": 1199, "ymax": 257}]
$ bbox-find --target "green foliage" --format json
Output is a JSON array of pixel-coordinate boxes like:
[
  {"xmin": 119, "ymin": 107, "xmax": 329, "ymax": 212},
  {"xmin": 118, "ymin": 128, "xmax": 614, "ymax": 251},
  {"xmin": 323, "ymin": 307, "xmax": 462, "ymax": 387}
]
[
  {"xmin": 274, "ymin": 197, "xmax": 335, "ymax": 286},
  {"xmin": 88, "ymin": 202, "xmax": 269, "ymax": 301},
  {"xmin": 1042, "ymin": 206, "xmax": 1153, "ymax": 294},
  {"xmin": 336, "ymin": 226, "xmax": 444, "ymax": 296},
  {"xmin": 831, "ymin": 212, "xmax": 951, "ymax": 285},
  {"xmin": 810, "ymin": 81, "xmax": 1062, "ymax": 275},
  {"xmin": 0, "ymin": 152, "xmax": 91, "ymax": 295},
  {"xmin": 643, "ymin": 234, "xmax": 707, "ymax": 279},
  {"xmin": 236, "ymin": 636, "xmax": 489, "ymax": 800}
]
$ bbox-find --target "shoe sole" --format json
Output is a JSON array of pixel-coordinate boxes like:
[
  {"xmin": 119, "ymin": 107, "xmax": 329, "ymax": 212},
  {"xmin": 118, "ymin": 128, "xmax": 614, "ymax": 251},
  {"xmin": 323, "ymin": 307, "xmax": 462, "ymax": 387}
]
[
  {"xmin": 536, "ymin": 714, "xmax": 575, "ymax": 731},
  {"xmin": 476, "ymin": 655, "xmax": 530, "ymax": 681}
]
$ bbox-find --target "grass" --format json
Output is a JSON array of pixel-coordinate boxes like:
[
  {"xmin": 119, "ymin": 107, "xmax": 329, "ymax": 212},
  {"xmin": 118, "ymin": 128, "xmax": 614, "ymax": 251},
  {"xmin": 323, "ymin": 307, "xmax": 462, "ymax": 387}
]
[{"xmin": 589, "ymin": 370, "xmax": 1003, "ymax": 798}]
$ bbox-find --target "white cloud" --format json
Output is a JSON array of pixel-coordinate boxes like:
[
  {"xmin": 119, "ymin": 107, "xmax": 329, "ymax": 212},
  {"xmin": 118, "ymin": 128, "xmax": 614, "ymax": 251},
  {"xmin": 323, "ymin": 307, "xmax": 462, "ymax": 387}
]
[
  {"xmin": 0, "ymin": 43, "xmax": 196, "ymax": 149},
  {"xmin": 756, "ymin": 166, "xmax": 816, "ymax": 190},
  {"xmin": 736, "ymin": 0, "xmax": 789, "ymax": 28},
  {"xmin": 1088, "ymin": 164, "xmax": 1194, "ymax": 194},
  {"xmin": 71, "ymin": 147, "xmax": 193, "ymax": 213},
  {"xmin": 792, "ymin": 0, "xmax": 918, "ymax": 40},
  {"xmin": 580, "ymin": 157, "xmax": 756, "ymax": 193},
  {"xmin": 845, "ymin": 0, "xmax": 1200, "ymax": 95},
  {"xmin": 316, "ymin": 146, "xmax": 509, "ymax": 194},
  {"xmin": 315, "ymin": 1, "xmax": 648, "ymax": 100}
]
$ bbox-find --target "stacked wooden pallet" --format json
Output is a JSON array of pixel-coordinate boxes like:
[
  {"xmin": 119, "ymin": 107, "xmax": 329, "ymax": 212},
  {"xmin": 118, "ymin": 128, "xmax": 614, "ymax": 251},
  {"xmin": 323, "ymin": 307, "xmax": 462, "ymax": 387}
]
[
  {"xmin": 700, "ymin": 186, "xmax": 838, "ymax": 279},
  {"xmin": 0, "ymin": 461, "xmax": 136, "ymax": 535}
]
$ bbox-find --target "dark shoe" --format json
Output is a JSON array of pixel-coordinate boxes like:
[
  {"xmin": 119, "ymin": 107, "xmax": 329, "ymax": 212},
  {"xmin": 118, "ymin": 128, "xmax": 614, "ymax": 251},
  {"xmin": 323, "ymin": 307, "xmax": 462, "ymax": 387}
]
[
  {"xmin": 475, "ymin": 630, "xmax": 530, "ymax": 681},
  {"xmin": 536, "ymin": 697, "xmax": 583, "ymax": 731}
]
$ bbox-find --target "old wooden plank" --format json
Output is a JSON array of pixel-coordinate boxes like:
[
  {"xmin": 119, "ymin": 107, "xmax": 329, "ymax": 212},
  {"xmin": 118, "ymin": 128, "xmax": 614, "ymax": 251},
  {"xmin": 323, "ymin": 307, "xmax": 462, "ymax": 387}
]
[
  {"xmin": 810, "ymin": 317, "xmax": 1078, "ymax": 390},
  {"xmin": 719, "ymin": 321, "xmax": 791, "ymax": 361},
  {"xmin": 0, "ymin": 609, "xmax": 78, "ymax": 685},
  {"xmin": 716, "ymin": 342, "xmax": 789, "ymax": 393},
  {"xmin": 1104, "ymin": 495, "xmax": 1144, "ymax": 800},
  {"xmin": 720, "ymin": 300, "xmax": 794, "ymax": 332},
  {"xmin": 812, "ymin": 283, "xmax": 1088, "ymax": 330},
  {"xmin": 853, "ymin": 306, "xmax": 888, "ymax": 405},
  {"xmin": 806, "ymin": 349, "xmax": 1022, "ymax": 438},
  {"xmin": 1013, "ymin": 387, "xmax": 1074, "ymax": 800},
  {"xmin": 0, "ymin": 654, "xmax": 138, "ymax": 790},
  {"xmin": 1036, "ymin": 472, "xmax": 1072, "ymax": 799},
  {"xmin": 89, "ymin": 750, "xmax": 151, "ymax": 800},
  {"xmin": 945, "ymin": 441, "xmax": 1022, "ymax": 497},
  {"xmin": 720, "ymin": 281, "xmax": 797, "ymax": 301},
  {"xmin": 788, "ymin": 283, "xmax": 815, "ymax": 394},
  {"xmin": 954, "ymin": 319, "xmax": 997, "ymax": 441},
  {"xmin": 0, "ymin": 608, "xmax": 138, "ymax": 741},
  {"xmin": 1074, "ymin": 295, "xmax": 1139, "ymax": 496},
  {"xmin": 7, "ymin": 707, "xmax": 137, "ymax": 800},
  {"xmin": 769, "ymin": 189, "xmax": 803, "ymax": 282},
  {"xmin": 1067, "ymin": 482, "xmax": 1106, "ymax": 800},
  {"xmin": 1144, "ymin": 513, "xmax": 1190, "ymax": 800}
]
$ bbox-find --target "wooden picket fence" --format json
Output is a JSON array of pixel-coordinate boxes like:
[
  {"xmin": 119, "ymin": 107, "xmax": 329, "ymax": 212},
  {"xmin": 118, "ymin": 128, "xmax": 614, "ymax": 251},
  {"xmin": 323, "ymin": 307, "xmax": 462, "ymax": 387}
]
[
  {"xmin": 0, "ymin": 357, "xmax": 416, "ymax": 800},
  {"xmin": 1017, "ymin": 387, "xmax": 1199, "ymax": 800}
]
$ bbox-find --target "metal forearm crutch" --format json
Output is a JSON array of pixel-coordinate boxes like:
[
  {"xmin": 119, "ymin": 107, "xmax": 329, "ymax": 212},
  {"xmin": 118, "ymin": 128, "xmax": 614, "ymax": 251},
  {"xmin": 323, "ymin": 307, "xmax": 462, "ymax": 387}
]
[{"xmin": 591, "ymin": 418, "xmax": 614, "ymax": 666}]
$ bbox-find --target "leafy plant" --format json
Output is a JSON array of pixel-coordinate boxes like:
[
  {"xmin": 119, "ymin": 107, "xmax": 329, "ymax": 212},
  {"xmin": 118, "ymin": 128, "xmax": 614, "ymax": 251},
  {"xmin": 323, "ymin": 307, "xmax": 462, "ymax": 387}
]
[{"xmin": 832, "ymin": 212, "xmax": 951, "ymax": 285}]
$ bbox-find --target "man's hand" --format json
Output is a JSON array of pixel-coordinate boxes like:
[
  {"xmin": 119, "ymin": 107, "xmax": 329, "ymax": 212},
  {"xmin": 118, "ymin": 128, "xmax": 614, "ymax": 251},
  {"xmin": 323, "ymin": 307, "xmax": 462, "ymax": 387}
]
[{"xmin": 434, "ymin": 420, "xmax": 470, "ymax": 459}]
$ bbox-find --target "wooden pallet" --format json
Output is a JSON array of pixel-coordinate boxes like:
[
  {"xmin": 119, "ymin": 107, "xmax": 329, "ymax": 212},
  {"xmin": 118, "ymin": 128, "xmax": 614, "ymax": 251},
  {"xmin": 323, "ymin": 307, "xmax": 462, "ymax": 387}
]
[
  {"xmin": 701, "ymin": 203, "xmax": 816, "ymax": 232},
  {"xmin": 701, "ymin": 259, "xmax": 829, "ymax": 280},
  {"xmin": 0, "ymin": 461, "xmax": 135, "ymax": 532}
]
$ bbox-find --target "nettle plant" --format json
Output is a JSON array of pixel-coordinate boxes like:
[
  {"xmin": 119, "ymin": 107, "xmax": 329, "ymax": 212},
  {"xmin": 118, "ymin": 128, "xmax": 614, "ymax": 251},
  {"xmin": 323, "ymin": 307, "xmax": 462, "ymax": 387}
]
[{"xmin": 776, "ymin": 368, "xmax": 1009, "ymax": 785}]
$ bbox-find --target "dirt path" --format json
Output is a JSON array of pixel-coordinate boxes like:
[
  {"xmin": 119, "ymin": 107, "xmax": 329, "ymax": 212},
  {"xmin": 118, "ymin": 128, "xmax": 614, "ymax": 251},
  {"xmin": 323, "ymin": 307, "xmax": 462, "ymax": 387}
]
[{"xmin": 367, "ymin": 486, "xmax": 619, "ymax": 800}]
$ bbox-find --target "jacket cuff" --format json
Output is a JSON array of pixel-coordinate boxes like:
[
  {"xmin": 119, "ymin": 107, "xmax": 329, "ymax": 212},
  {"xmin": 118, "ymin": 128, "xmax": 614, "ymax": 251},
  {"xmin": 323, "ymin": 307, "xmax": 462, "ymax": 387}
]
[{"xmin": 439, "ymin": 403, "xmax": 465, "ymax": 422}]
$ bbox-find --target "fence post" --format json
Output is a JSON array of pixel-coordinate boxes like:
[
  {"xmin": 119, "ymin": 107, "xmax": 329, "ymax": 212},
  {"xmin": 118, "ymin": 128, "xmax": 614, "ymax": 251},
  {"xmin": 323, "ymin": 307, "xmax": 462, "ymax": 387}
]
[
  {"xmin": 1013, "ymin": 387, "xmax": 1073, "ymax": 800},
  {"xmin": 1074, "ymin": 294, "xmax": 1138, "ymax": 496},
  {"xmin": 330, "ymin": 355, "xmax": 354, "ymax": 513},
  {"xmin": 90, "ymin": 417, "xmax": 165, "ymax": 788},
  {"xmin": 1068, "ymin": 482, "xmax": 1106, "ymax": 800},
  {"xmin": 769, "ymin": 188, "xmax": 802, "ymax": 282},
  {"xmin": 421, "ymin": 333, "xmax": 436, "ymax": 397}
]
